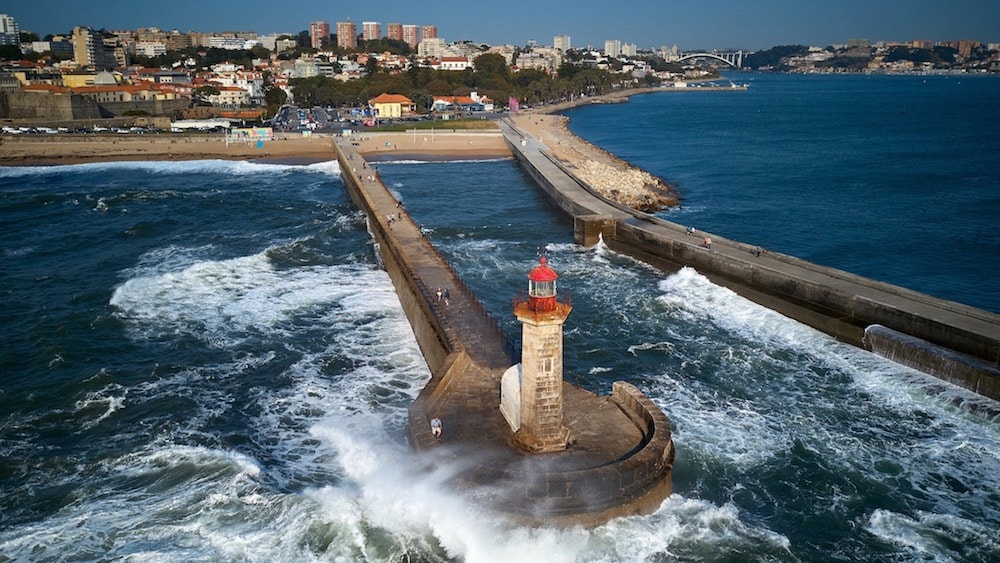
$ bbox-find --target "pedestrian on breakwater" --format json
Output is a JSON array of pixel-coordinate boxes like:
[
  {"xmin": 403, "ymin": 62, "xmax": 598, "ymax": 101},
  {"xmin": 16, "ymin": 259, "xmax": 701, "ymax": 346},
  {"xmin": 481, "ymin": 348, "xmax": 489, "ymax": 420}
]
[
  {"xmin": 436, "ymin": 287, "xmax": 443, "ymax": 302},
  {"xmin": 686, "ymin": 226, "xmax": 696, "ymax": 236},
  {"xmin": 703, "ymin": 237, "xmax": 712, "ymax": 249},
  {"xmin": 430, "ymin": 417, "xmax": 443, "ymax": 439},
  {"xmin": 443, "ymin": 288, "xmax": 450, "ymax": 306}
]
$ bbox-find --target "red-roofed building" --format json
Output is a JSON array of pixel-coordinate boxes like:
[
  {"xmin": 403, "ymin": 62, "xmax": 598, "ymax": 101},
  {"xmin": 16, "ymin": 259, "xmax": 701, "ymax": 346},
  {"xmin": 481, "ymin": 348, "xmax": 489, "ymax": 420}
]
[
  {"xmin": 437, "ymin": 56, "xmax": 472, "ymax": 71},
  {"xmin": 21, "ymin": 83, "xmax": 71, "ymax": 95},
  {"xmin": 431, "ymin": 91, "xmax": 494, "ymax": 112},
  {"xmin": 207, "ymin": 85, "xmax": 250, "ymax": 108},
  {"xmin": 368, "ymin": 93, "xmax": 415, "ymax": 118}
]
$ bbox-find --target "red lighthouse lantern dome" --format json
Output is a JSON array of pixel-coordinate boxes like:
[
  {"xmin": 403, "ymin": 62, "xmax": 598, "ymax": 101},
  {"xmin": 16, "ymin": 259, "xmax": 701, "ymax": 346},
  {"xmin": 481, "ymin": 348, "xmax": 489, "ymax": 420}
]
[{"xmin": 527, "ymin": 256, "xmax": 558, "ymax": 311}]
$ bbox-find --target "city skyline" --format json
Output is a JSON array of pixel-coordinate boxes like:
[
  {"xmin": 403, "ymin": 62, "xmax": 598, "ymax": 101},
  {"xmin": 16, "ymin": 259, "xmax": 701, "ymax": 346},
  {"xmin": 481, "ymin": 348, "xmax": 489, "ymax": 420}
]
[{"xmin": 5, "ymin": 0, "xmax": 999, "ymax": 51}]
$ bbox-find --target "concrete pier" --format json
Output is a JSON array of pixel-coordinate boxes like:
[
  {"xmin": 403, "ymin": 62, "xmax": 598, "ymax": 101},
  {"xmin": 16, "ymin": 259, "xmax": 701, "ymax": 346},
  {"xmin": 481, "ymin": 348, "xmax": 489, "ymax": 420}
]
[
  {"xmin": 332, "ymin": 138, "xmax": 674, "ymax": 527},
  {"xmin": 497, "ymin": 117, "xmax": 1000, "ymax": 401}
]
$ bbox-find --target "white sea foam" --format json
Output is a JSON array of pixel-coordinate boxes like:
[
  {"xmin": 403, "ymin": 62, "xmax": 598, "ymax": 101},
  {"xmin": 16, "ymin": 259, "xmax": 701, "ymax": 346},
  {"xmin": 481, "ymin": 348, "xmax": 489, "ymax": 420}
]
[
  {"xmin": 74, "ymin": 384, "xmax": 127, "ymax": 430},
  {"xmin": 0, "ymin": 158, "xmax": 341, "ymax": 178},
  {"xmin": 1, "ymin": 246, "xmax": 431, "ymax": 560},
  {"xmin": 583, "ymin": 495, "xmax": 791, "ymax": 561},
  {"xmin": 306, "ymin": 420, "xmax": 594, "ymax": 563},
  {"xmin": 866, "ymin": 508, "xmax": 1000, "ymax": 560},
  {"xmin": 110, "ymin": 245, "xmax": 389, "ymax": 347}
]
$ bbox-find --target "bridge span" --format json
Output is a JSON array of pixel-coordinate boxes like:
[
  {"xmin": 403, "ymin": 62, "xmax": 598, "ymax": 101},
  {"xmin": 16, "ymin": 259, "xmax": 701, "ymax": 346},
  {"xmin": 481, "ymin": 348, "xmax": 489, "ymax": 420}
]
[{"xmin": 676, "ymin": 50, "xmax": 744, "ymax": 67}]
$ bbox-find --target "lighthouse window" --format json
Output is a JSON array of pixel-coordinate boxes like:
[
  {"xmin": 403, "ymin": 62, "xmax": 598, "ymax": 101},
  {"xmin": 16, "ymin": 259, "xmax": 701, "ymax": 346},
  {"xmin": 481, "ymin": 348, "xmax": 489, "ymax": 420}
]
[
  {"xmin": 530, "ymin": 280, "xmax": 556, "ymax": 297},
  {"xmin": 543, "ymin": 358, "xmax": 552, "ymax": 372}
]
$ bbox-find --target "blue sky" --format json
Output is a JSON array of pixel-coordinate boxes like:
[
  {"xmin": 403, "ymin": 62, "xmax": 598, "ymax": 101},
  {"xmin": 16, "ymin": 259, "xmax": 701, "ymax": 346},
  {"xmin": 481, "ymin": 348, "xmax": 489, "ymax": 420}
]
[{"xmin": 5, "ymin": 0, "xmax": 999, "ymax": 51}]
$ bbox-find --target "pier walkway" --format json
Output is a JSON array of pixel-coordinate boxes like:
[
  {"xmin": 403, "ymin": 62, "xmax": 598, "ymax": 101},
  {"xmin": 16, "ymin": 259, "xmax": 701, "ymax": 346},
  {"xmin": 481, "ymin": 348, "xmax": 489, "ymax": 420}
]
[
  {"xmin": 499, "ymin": 117, "xmax": 1000, "ymax": 400},
  {"xmin": 332, "ymin": 137, "xmax": 674, "ymax": 525}
]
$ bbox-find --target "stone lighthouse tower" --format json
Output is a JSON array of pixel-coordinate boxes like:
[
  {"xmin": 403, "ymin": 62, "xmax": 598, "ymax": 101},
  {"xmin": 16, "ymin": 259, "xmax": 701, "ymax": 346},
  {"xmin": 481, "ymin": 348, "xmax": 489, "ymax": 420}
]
[{"xmin": 509, "ymin": 256, "xmax": 572, "ymax": 453}]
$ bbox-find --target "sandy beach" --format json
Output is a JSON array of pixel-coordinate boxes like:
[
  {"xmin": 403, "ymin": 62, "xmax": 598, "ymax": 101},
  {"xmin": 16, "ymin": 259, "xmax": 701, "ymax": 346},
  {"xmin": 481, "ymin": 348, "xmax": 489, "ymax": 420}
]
[{"xmin": 0, "ymin": 130, "xmax": 512, "ymax": 166}]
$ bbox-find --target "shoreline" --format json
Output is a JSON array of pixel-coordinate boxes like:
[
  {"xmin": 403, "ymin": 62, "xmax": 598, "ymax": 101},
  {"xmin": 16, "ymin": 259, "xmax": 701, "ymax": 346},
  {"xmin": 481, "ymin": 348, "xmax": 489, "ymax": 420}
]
[
  {"xmin": 0, "ymin": 88, "xmax": 678, "ymax": 210},
  {"xmin": 0, "ymin": 130, "xmax": 513, "ymax": 167}
]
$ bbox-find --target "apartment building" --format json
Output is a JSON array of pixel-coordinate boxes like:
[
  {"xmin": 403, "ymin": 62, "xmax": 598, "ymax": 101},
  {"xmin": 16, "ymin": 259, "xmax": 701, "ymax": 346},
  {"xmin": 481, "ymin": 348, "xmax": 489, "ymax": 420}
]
[
  {"xmin": 604, "ymin": 39, "xmax": 621, "ymax": 58},
  {"xmin": 362, "ymin": 22, "xmax": 381, "ymax": 42},
  {"xmin": 402, "ymin": 25, "xmax": 419, "ymax": 48},
  {"xmin": 0, "ymin": 13, "xmax": 18, "ymax": 46},
  {"xmin": 337, "ymin": 21, "xmax": 357, "ymax": 49},
  {"xmin": 72, "ymin": 26, "xmax": 124, "ymax": 70},
  {"xmin": 310, "ymin": 21, "xmax": 330, "ymax": 49},
  {"xmin": 386, "ymin": 23, "xmax": 403, "ymax": 42}
]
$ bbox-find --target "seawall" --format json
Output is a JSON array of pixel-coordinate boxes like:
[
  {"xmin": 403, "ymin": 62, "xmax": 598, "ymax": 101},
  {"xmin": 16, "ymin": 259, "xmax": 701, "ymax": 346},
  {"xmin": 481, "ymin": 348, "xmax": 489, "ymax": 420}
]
[
  {"xmin": 332, "ymin": 136, "xmax": 675, "ymax": 527},
  {"xmin": 498, "ymin": 117, "xmax": 1000, "ymax": 401}
]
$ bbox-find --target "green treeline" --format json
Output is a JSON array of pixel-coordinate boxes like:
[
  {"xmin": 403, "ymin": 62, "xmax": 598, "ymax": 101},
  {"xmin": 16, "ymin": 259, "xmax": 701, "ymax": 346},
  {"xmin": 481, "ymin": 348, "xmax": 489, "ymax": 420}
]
[{"xmin": 288, "ymin": 53, "xmax": 641, "ymax": 112}]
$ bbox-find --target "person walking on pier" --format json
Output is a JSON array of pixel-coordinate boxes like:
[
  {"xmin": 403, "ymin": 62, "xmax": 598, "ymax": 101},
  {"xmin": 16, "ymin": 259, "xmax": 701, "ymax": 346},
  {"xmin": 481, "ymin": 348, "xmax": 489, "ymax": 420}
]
[
  {"xmin": 430, "ymin": 417, "xmax": 443, "ymax": 439},
  {"xmin": 443, "ymin": 288, "xmax": 450, "ymax": 306},
  {"xmin": 703, "ymin": 237, "xmax": 712, "ymax": 250}
]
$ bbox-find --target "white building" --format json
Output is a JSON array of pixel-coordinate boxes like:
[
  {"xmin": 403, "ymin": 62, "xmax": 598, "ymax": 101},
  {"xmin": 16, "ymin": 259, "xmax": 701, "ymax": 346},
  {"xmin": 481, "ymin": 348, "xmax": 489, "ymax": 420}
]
[
  {"xmin": 437, "ymin": 56, "xmax": 472, "ymax": 71},
  {"xmin": 259, "ymin": 34, "xmax": 298, "ymax": 53},
  {"xmin": 207, "ymin": 86, "xmax": 250, "ymax": 107},
  {"xmin": 136, "ymin": 41, "xmax": 167, "ymax": 57},
  {"xmin": 209, "ymin": 36, "xmax": 259, "ymax": 50},
  {"xmin": 211, "ymin": 68, "xmax": 265, "ymax": 103},
  {"xmin": 0, "ymin": 13, "xmax": 19, "ymax": 46},
  {"xmin": 604, "ymin": 39, "xmax": 621, "ymax": 58},
  {"xmin": 517, "ymin": 48, "xmax": 563, "ymax": 73},
  {"xmin": 418, "ymin": 37, "xmax": 449, "ymax": 58},
  {"xmin": 554, "ymin": 35, "xmax": 571, "ymax": 51}
]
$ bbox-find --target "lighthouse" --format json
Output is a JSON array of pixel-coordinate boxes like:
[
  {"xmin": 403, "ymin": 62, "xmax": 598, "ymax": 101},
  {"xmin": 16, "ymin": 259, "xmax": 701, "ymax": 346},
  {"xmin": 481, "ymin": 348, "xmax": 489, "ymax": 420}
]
[{"xmin": 507, "ymin": 256, "xmax": 572, "ymax": 453}]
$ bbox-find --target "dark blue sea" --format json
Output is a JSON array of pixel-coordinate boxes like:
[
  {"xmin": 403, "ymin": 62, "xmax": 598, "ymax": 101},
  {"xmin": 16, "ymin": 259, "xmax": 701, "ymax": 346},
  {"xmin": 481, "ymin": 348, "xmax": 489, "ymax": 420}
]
[
  {"xmin": 566, "ymin": 72, "xmax": 1000, "ymax": 314},
  {"xmin": 2, "ymin": 74, "xmax": 999, "ymax": 562}
]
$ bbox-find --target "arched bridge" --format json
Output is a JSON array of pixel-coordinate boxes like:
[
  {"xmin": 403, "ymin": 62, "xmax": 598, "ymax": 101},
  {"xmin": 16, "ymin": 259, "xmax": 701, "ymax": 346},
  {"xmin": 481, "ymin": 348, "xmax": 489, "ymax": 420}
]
[{"xmin": 676, "ymin": 50, "xmax": 744, "ymax": 68}]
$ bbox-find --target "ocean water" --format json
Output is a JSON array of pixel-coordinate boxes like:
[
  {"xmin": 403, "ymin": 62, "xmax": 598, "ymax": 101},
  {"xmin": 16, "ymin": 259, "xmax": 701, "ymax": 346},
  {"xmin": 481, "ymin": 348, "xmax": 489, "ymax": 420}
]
[
  {"xmin": 2, "ymin": 74, "xmax": 999, "ymax": 562},
  {"xmin": 566, "ymin": 72, "xmax": 1000, "ymax": 313}
]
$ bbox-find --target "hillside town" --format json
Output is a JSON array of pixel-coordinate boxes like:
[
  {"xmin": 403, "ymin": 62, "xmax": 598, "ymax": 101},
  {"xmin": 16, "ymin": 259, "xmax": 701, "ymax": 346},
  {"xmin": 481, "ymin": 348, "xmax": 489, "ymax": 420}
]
[{"xmin": 1, "ymin": 12, "xmax": 998, "ymax": 129}]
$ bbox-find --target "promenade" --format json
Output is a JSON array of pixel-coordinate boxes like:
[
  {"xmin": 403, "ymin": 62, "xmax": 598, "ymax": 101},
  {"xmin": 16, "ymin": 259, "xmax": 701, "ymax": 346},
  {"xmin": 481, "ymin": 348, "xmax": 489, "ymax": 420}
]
[
  {"xmin": 500, "ymin": 113, "xmax": 1000, "ymax": 400},
  {"xmin": 331, "ymin": 136, "xmax": 674, "ymax": 526}
]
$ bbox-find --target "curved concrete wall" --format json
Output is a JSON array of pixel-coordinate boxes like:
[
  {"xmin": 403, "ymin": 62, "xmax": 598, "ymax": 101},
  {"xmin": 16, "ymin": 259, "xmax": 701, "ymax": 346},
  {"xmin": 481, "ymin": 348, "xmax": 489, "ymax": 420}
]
[{"xmin": 453, "ymin": 381, "xmax": 674, "ymax": 527}]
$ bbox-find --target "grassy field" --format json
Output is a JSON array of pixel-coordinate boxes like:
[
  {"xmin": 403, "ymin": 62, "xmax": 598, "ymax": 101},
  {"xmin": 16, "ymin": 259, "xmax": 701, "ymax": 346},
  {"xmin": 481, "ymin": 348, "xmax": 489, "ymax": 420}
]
[{"xmin": 371, "ymin": 118, "xmax": 500, "ymax": 132}]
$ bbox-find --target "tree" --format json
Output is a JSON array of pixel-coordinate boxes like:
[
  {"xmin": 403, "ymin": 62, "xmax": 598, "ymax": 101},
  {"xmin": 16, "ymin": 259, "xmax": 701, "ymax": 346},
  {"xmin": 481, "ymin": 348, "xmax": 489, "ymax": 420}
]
[
  {"xmin": 410, "ymin": 88, "xmax": 434, "ymax": 112},
  {"xmin": 473, "ymin": 53, "xmax": 509, "ymax": 80},
  {"xmin": 511, "ymin": 68, "xmax": 548, "ymax": 88},
  {"xmin": 557, "ymin": 62, "xmax": 580, "ymax": 80},
  {"xmin": 360, "ymin": 38, "xmax": 411, "ymax": 55},
  {"xmin": 250, "ymin": 45, "xmax": 271, "ymax": 60},
  {"xmin": 0, "ymin": 45, "xmax": 21, "ymax": 60},
  {"xmin": 264, "ymin": 86, "xmax": 288, "ymax": 117},
  {"xmin": 743, "ymin": 45, "xmax": 809, "ymax": 70},
  {"xmin": 424, "ymin": 78, "xmax": 454, "ymax": 96}
]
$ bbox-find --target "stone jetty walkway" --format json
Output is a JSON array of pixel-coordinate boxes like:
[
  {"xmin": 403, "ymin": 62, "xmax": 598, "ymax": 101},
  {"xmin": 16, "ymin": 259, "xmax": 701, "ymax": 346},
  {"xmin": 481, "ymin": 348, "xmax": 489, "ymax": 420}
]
[{"xmin": 332, "ymin": 136, "xmax": 674, "ymax": 525}]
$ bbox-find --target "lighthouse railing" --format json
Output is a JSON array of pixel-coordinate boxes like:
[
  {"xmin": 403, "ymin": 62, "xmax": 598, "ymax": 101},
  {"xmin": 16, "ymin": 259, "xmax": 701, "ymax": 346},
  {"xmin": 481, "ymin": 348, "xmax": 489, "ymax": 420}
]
[{"xmin": 512, "ymin": 290, "xmax": 572, "ymax": 311}]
